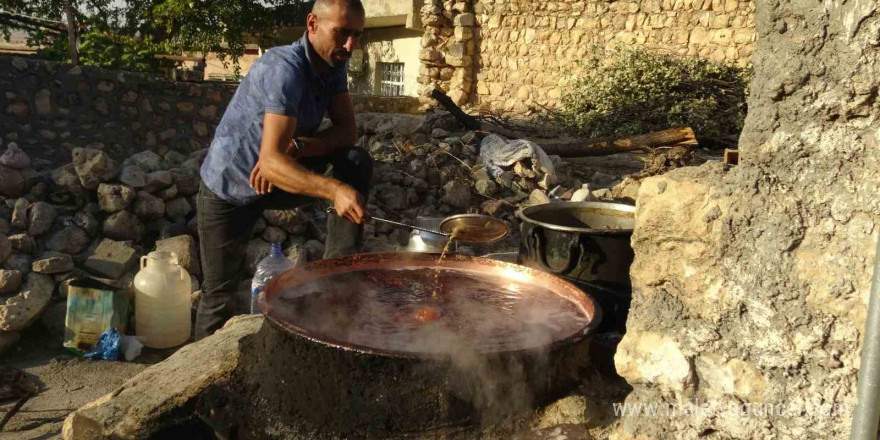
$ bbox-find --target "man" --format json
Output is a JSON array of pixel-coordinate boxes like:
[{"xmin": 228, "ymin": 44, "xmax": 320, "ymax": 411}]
[{"xmin": 196, "ymin": 0, "xmax": 370, "ymax": 339}]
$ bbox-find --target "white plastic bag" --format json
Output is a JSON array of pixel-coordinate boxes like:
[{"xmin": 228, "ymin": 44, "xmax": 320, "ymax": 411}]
[
  {"xmin": 120, "ymin": 335, "xmax": 144, "ymax": 361},
  {"xmin": 478, "ymin": 134, "xmax": 557, "ymax": 189}
]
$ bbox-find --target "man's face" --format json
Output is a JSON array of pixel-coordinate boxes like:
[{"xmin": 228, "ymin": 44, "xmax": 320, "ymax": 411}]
[{"xmin": 307, "ymin": 5, "xmax": 365, "ymax": 68}]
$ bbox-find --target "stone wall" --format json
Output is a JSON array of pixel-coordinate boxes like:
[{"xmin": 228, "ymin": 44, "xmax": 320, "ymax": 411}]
[
  {"xmin": 416, "ymin": 0, "xmax": 756, "ymax": 113},
  {"xmin": 351, "ymin": 95, "xmax": 422, "ymax": 114},
  {"xmin": 418, "ymin": 1, "xmax": 478, "ymax": 107},
  {"xmin": 613, "ymin": 0, "xmax": 879, "ymax": 438},
  {"xmin": 1, "ymin": 56, "xmax": 236, "ymax": 167}
]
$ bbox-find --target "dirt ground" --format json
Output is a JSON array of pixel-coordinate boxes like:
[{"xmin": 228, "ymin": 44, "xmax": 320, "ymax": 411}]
[{"xmin": 0, "ymin": 325, "xmax": 177, "ymax": 439}]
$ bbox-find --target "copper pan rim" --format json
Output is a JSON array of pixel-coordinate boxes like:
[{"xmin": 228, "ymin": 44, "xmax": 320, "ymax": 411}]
[{"xmin": 260, "ymin": 252, "xmax": 602, "ymax": 360}]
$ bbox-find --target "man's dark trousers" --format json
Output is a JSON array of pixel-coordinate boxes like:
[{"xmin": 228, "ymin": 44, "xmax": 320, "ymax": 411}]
[{"xmin": 195, "ymin": 146, "xmax": 372, "ymax": 340}]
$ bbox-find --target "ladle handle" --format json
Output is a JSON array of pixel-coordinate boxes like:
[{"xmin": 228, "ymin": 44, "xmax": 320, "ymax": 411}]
[
  {"xmin": 325, "ymin": 207, "xmax": 449, "ymax": 237},
  {"xmin": 372, "ymin": 217, "xmax": 449, "ymax": 237}
]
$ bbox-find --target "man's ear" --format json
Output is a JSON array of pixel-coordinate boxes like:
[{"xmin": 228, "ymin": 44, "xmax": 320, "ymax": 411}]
[{"xmin": 306, "ymin": 13, "xmax": 318, "ymax": 34}]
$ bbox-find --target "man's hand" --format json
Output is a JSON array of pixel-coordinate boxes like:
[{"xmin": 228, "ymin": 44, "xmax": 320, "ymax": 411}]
[
  {"xmin": 333, "ymin": 184, "xmax": 370, "ymax": 224},
  {"xmin": 249, "ymin": 161, "xmax": 274, "ymax": 195}
]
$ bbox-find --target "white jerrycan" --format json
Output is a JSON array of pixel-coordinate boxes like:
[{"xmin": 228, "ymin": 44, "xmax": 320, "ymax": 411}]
[{"xmin": 133, "ymin": 251, "xmax": 192, "ymax": 348}]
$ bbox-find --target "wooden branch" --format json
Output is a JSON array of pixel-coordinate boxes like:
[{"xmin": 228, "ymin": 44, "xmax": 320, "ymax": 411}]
[
  {"xmin": 429, "ymin": 88, "xmax": 527, "ymax": 138},
  {"xmin": 478, "ymin": 120, "xmax": 526, "ymax": 139},
  {"xmin": 0, "ymin": 393, "xmax": 31, "ymax": 430},
  {"xmin": 538, "ymin": 127, "xmax": 699, "ymax": 157},
  {"xmin": 430, "ymin": 89, "xmax": 480, "ymax": 130},
  {"xmin": 154, "ymin": 54, "xmax": 205, "ymax": 62}
]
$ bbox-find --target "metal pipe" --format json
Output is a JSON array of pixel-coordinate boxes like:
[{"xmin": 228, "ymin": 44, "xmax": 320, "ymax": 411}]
[{"xmin": 851, "ymin": 233, "xmax": 880, "ymax": 440}]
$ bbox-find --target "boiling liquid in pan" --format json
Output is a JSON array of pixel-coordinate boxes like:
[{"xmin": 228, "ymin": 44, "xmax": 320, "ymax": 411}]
[{"xmin": 269, "ymin": 268, "xmax": 592, "ymax": 354}]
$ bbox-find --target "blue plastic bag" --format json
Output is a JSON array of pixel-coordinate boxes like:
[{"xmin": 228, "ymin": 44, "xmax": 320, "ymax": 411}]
[{"xmin": 83, "ymin": 327, "xmax": 121, "ymax": 361}]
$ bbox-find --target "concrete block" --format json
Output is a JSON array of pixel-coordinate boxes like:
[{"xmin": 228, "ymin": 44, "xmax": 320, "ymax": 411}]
[
  {"xmin": 83, "ymin": 239, "xmax": 138, "ymax": 280},
  {"xmin": 155, "ymin": 235, "xmax": 202, "ymax": 279}
]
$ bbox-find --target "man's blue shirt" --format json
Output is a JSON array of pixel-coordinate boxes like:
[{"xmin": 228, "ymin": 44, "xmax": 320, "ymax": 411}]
[{"xmin": 200, "ymin": 33, "xmax": 348, "ymax": 206}]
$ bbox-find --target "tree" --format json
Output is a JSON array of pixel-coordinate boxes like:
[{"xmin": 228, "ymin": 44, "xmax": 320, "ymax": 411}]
[{"xmin": 0, "ymin": 0, "xmax": 313, "ymax": 73}]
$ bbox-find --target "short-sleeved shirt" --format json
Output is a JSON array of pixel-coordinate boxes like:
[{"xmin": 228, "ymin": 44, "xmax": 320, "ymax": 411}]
[{"xmin": 200, "ymin": 32, "xmax": 349, "ymax": 206}]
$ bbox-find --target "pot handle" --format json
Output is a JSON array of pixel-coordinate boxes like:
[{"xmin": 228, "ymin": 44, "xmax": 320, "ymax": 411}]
[
  {"xmin": 529, "ymin": 227, "xmax": 583, "ymax": 276},
  {"xmin": 169, "ymin": 252, "xmax": 186, "ymax": 281},
  {"xmin": 140, "ymin": 256, "xmax": 147, "ymax": 270}
]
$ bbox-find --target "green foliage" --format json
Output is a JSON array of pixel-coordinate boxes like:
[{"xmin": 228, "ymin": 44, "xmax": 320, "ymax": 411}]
[
  {"xmin": 1, "ymin": 0, "xmax": 314, "ymax": 74},
  {"xmin": 545, "ymin": 48, "xmax": 752, "ymax": 139},
  {"xmin": 36, "ymin": 28, "xmax": 159, "ymax": 72}
]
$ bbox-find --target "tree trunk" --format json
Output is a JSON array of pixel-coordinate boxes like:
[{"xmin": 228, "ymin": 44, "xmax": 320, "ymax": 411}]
[{"xmin": 65, "ymin": 1, "xmax": 78, "ymax": 65}]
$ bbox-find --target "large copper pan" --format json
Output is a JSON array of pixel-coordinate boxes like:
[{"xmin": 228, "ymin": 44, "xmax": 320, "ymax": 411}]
[
  {"xmin": 244, "ymin": 253, "xmax": 601, "ymax": 434},
  {"xmin": 260, "ymin": 252, "xmax": 601, "ymax": 358}
]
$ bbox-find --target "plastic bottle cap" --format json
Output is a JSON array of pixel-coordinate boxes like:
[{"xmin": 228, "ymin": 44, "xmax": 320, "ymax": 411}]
[{"xmin": 271, "ymin": 243, "xmax": 283, "ymax": 257}]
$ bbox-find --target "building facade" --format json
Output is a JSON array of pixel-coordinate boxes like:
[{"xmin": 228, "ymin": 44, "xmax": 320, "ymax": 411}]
[{"xmin": 417, "ymin": 0, "xmax": 756, "ymax": 114}]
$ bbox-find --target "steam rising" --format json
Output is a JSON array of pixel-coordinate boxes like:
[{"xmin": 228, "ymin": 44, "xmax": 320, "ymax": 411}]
[
  {"xmin": 268, "ymin": 266, "xmax": 593, "ymax": 422},
  {"xmin": 270, "ymin": 268, "xmax": 589, "ymax": 354}
]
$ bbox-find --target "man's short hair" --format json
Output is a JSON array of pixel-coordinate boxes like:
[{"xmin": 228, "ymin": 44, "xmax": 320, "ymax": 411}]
[{"xmin": 311, "ymin": 0, "xmax": 365, "ymax": 16}]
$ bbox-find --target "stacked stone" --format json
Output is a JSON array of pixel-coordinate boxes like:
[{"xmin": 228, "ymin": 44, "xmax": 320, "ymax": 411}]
[
  {"xmin": 1, "ymin": 56, "xmax": 233, "ymax": 170},
  {"xmin": 471, "ymin": 0, "xmax": 756, "ymax": 113},
  {"xmin": 0, "ymin": 142, "xmax": 208, "ymax": 355},
  {"xmin": 0, "ymin": 138, "xmax": 330, "ymax": 354},
  {"xmin": 351, "ymin": 95, "xmax": 422, "ymax": 114},
  {"xmin": 418, "ymin": 0, "xmax": 477, "ymax": 107},
  {"xmin": 418, "ymin": 0, "xmax": 453, "ymax": 105},
  {"xmin": 448, "ymin": 4, "xmax": 478, "ymax": 106}
]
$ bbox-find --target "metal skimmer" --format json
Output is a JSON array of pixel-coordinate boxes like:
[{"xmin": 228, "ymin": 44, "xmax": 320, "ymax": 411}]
[{"xmin": 328, "ymin": 208, "xmax": 508, "ymax": 244}]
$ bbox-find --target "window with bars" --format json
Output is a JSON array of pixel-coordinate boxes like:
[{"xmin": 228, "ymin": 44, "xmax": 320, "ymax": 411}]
[{"xmin": 378, "ymin": 62, "xmax": 405, "ymax": 96}]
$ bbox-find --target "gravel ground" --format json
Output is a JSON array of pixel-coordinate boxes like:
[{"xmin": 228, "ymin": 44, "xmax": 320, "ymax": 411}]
[{"xmin": 0, "ymin": 324, "xmax": 178, "ymax": 439}]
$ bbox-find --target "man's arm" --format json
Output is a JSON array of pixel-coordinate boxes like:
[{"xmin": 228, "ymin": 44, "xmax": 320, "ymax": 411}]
[
  {"xmin": 256, "ymin": 112, "xmax": 367, "ymax": 224},
  {"xmin": 293, "ymin": 92, "xmax": 358, "ymax": 157}
]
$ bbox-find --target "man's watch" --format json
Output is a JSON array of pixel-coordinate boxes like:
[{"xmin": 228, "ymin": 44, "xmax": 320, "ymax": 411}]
[{"xmin": 291, "ymin": 138, "xmax": 305, "ymax": 159}]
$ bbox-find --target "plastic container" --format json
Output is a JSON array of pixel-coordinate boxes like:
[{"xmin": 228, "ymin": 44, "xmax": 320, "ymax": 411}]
[
  {"xmin": 251, "ymin": 243, "xmax": 296, "ymax": 314},
  {"xmin": 63, "ymin": 277, "xmax": 129, "ymax": 355},
  {"xmin": 133, "ymin": 251, "xmax": 192, "ymax": 348}
]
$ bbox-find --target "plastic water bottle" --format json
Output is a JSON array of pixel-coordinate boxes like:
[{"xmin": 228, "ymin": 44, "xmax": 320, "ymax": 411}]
[{"xmin": 251, "ymin": 243, "xmax": 295, "ymax": 314}]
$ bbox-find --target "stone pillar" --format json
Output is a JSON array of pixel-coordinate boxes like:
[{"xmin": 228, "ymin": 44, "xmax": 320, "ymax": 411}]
[
  {"xmin": 613, "ymin": 0, "xmax": 879, "ymax": 439},
  {"xmin": 418, "ymin": 0, "xmax": 475, "ymax": 108}
]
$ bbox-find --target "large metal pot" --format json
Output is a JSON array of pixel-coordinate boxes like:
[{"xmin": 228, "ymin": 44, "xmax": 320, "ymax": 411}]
[
  {"xmin": 516, "ymin": 202, "xmax": 635, "ymax": 334},
  {"xmin": 252, "ymin": 252, "xmax": 599, "ymax": 436},
  {"xmin": 516, "ymin": 201, "xmax": 635, "ymax": 288}
]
